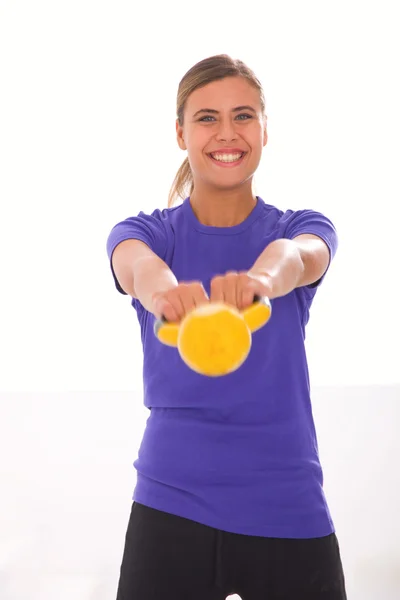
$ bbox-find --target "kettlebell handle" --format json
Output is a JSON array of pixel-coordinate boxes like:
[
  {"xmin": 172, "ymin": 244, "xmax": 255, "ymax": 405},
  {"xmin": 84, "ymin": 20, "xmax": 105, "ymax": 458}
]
[{"xmin": 158, "ymin": 295, "xmax": 263, "ymax": 325}]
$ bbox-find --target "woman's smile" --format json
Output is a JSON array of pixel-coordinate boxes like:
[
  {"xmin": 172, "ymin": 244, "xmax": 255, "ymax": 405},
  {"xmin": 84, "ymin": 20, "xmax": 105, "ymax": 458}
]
[{"xmin": 207, "ymin": 150, "xmax": 248, "ymax": 168}]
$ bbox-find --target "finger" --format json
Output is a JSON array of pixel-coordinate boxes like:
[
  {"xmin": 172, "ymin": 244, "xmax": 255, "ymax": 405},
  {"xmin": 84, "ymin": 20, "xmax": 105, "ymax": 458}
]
[
  {"xmin": 176, "ymin": 282, "xmax": 205, "ymax": 317},
  {"xmin": 210, "ymin": 275, "xmax": 224, "ymax": 304},
  {"xmin": 236, "ymin": 272, "xmax": 248, "ymax": 309},
  {"xmin": 190, "ymin": 282, "xmax": 209, "ymax": 307},
  {"xmin": 223, "ymin": 271, "xmax": 239, "ymax": 308},
  {"xmin": 238, "ymin": 274, "xmax": 257, "ymax": 309},
  {"xmin": 154, "ymin": 297, "xmax": 181, "ymax": 322},
  {"xmin": 241, "ymin": 283, "xmax": 258, "ymax": 309}
]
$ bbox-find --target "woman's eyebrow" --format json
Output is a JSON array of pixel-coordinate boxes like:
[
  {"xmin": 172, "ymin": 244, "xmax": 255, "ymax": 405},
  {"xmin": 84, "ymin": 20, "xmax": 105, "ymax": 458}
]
[
  {"xmin": 192, "ymin": 105, "xmax": 257, "ymax": 118},
  {"xmin": 232, "ymin": 105, "xmax": 257, "ymax": 114}
]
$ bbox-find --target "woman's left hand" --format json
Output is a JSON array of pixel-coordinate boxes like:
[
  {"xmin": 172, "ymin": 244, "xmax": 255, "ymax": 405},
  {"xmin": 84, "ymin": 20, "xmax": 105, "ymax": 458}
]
[{"xmin": 210, "ymin": 271, "xmax": 273, "ymax": 311}]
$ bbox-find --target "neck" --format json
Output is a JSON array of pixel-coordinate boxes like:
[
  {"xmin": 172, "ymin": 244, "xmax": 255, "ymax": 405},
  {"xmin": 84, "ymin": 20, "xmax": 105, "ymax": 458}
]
[{"xmin": 189, "ymin": 183, "xmax": 257, "ymax": 227}]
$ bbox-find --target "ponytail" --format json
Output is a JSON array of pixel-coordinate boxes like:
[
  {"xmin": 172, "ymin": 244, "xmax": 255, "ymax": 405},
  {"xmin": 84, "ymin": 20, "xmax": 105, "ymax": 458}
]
[{"xmin": 167, "ymin": 157, "xmax": 194, "ymax": 208}]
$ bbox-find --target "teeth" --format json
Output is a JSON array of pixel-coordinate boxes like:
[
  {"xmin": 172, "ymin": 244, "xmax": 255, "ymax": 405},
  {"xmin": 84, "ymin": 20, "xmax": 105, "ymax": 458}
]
[{"xmin": 211, "ymin": 152, "xmax": 243, "ymax": 163}]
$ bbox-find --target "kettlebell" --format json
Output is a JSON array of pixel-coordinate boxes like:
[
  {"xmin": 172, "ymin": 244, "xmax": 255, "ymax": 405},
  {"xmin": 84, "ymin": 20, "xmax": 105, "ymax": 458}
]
[{"xmin": 154, "ymin": 296, "xmax": 271, "ymax": 377}]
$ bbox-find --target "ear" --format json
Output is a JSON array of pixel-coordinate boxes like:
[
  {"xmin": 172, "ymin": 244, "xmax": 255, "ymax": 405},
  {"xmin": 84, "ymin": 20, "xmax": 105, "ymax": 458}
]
[
  {"xmin": 262, "ymin": 116, "xmax": 268, "ymax": 147},
  {"xmin": 176, "ymin": 119, "xmax": 187, "ymax": 150}
]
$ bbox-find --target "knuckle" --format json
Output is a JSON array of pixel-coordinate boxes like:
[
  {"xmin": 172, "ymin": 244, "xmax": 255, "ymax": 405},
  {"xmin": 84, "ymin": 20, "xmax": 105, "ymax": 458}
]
[{"xmin": 212, "ymin": 274, "xmax": 223, "ymax": 283}]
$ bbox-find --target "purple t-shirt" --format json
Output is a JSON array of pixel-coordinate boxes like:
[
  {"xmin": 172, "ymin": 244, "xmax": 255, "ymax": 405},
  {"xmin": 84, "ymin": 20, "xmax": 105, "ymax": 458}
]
[{"xmin": 106, "ymin": 196, "xmax": 338, "ymax": 538}]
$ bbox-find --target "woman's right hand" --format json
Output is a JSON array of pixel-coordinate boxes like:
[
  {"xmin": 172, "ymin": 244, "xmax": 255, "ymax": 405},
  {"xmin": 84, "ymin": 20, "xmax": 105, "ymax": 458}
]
[{"xmin": 151, "ymin": 282, "xmax": 209, "ymax": 323}]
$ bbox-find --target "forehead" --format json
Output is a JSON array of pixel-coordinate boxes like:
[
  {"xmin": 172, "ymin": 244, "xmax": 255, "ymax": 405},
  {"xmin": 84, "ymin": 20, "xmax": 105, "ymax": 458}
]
[{"xmin": 186, "ymin": 77, "xmax": 262, "ymax": 113}]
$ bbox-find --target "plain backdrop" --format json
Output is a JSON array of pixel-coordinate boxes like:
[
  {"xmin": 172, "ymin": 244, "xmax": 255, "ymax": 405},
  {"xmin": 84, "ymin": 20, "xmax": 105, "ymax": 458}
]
[
  {"xmin": 1, "ymin": 0, "xmax": 399, "ymax": 391},
  {"xmin": 1, "ymin": 0, "xmax": 399, "ymax": 599}
]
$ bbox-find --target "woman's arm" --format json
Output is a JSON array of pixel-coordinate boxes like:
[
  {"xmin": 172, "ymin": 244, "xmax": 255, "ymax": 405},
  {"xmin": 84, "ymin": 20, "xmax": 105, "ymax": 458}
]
[
  {"xmin": 111, "ymin": 239, "xmax": 208, "ymax": 321},
  {"xmin": 112, "ymin": 239, "xmax": 178, "ymax": 310},
  {"xmin": 249, "ymin": 234, "xmax": 330, "ymax": 299}
]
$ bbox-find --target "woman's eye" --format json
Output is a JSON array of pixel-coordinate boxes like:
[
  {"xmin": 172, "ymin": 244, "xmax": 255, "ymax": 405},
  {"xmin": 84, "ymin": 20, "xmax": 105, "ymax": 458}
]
[{"xmin": 198, "ymin": 113, "xmax": 252, "ymax": 123}]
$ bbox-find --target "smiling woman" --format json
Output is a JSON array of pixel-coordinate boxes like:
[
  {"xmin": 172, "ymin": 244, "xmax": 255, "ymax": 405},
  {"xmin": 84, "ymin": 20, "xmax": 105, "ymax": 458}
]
[
  {"xmin": 176, "ymin": 77, "xmax": 266, "ymax": 197},
  {"xmin": 106, "ymin": 54, "xmax": 347, "ymax": 599},
  {"xmin": 169, "ymin": 56, "xmax": 268, "ymax": 220},
  {"xmin": 177, "ymin": 83, "xmax": 267, "ymax": 189}
]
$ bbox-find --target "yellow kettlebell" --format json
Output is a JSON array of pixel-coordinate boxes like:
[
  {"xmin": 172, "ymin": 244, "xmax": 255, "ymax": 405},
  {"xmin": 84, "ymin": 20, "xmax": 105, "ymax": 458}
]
[{"xmin": 154, "ymin": 296, "xmax": 272, "ymax": 377}]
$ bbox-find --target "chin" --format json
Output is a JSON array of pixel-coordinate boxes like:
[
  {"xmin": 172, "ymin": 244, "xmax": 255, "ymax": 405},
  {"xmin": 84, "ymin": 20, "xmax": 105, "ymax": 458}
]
[
  {"xmin": 208, "ymin": 181, "xmax": 250, "ymax": 193},
  {"xmin": 212, "ymin": 173, "xmax": 255, "ymax": 190}
]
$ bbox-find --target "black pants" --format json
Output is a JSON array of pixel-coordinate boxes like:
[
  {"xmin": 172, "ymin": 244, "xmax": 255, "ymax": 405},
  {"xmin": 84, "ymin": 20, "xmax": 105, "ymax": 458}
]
[{"xmin": 116, "ymin": 502, "xmax": 347, "ymax": 600}]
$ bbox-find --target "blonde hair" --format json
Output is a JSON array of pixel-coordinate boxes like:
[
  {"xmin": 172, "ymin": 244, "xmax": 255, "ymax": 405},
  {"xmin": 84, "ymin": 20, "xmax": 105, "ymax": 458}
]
[{"xmin": 168, "ymin": 54, "xmax": 266, "ymax": 208}]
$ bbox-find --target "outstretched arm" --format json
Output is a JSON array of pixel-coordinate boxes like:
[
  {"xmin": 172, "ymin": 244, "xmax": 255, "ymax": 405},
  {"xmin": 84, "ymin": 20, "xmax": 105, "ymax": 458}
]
[{"xmin": 249, "ymin": 234, "xmax": 330, "ymax": 299}]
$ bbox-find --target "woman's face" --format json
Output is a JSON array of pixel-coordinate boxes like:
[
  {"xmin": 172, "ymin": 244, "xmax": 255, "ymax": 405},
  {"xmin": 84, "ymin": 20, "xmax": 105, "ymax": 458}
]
[{"xmin": 176, "ymin": 76, "xmax": 267, "ymax": 192}]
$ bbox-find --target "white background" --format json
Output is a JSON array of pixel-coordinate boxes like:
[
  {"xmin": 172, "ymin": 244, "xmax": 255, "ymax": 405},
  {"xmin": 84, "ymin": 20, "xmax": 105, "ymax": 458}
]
[
  {"xmin": 1, "ymin": 0, "xmax": 399, "ymax": 391},
  {"xmin": 1, "ymin": 387, "xmax": 399, "ymax": 599},
  {"xmin": 1, "ymin": 1, "xmax": 399, "ymax": 599}
]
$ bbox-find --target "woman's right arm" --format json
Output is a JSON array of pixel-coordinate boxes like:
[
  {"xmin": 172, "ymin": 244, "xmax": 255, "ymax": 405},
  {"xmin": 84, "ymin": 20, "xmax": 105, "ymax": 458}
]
[
  {"xmin": 111, "ymin": 239, "xmax": 208, "ymax": 321},
  {"xmin": 112, "ymin": 238, "xmax": 177, "ymax": 307}
]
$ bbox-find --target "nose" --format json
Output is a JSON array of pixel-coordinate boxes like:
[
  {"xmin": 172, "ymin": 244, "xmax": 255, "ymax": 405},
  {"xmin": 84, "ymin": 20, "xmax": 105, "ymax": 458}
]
[{"xmin": 216, "ymin": 117, "xmax": 238, "ymax": 142}]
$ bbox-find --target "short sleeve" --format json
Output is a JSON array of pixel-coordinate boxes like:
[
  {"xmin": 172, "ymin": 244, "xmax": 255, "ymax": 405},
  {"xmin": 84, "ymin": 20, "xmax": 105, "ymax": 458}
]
[
  {"xmin": 106, "ymin": 209, "xmax": 168, "ymax": 295},
  {"xmin": 282, "ymin": 209, "xmax": 338, "ymax": 289}
]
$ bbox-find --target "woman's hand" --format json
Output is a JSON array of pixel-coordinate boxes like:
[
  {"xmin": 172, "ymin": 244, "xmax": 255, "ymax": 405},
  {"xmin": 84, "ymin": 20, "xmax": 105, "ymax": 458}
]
[
  {"xmin": 210, "ymin": 271, "xmax": 273, "ymax": 311},
  {"xmin": 151, "ymin": 282, "xmax": 209, "ymax": 322}
]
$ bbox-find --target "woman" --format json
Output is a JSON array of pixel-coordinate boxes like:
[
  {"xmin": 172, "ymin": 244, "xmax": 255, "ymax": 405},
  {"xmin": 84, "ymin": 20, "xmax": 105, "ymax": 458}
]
[{"xmin": 106, "ymin": 54, "xmax": 347, "ymax": 600}]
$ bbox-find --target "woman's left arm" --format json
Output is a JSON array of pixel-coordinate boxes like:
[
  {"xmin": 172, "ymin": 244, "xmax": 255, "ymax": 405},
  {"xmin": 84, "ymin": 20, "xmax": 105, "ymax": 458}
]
[{"xmin": 249, "ymin": 234, "xmax": 330, "ymax": 299}]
